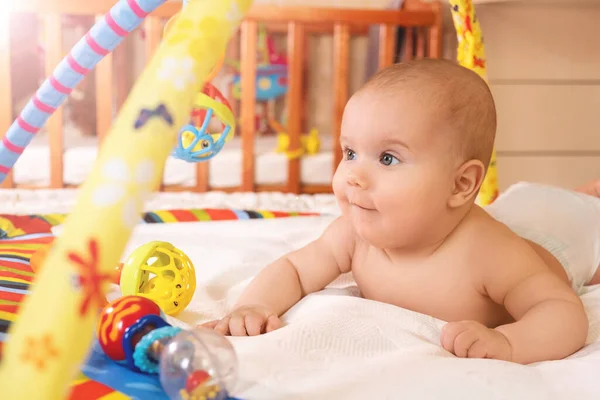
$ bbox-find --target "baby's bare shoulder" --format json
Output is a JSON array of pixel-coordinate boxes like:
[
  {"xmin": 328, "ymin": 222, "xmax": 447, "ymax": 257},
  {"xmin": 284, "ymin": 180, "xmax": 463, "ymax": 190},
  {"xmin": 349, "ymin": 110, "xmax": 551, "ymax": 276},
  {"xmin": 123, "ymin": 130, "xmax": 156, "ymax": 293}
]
[
  {"xmin": 455, "ymin": 207, "xmax": 546, "ymax": 276},
  {"xmin": 458, "ymin": 208, "xmax": 557, "ymax": 295}
]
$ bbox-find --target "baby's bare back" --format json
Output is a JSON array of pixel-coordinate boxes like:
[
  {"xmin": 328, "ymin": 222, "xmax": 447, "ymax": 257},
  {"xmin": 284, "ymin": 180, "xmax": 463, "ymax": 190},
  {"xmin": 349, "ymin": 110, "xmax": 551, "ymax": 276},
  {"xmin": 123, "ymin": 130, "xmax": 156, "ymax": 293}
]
[{"xmin": 351, "ymin": 206, "xmax": 570, "ymax": 328}]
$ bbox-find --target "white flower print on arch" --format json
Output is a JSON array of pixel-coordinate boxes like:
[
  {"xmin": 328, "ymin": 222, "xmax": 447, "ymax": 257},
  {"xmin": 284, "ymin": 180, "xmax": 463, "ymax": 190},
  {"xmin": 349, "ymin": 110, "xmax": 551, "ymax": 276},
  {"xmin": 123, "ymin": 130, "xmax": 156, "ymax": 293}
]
[
  {"xmin": 92, "ymin": 158, "xmax": 155, "ymax": 228},
  {"xmin": 226, "ymin": 1, "xmax": 243, "ymax": 25},
  {"xmin": 157, "ymin": 56, "xmax": 196, "ymax": 91}
]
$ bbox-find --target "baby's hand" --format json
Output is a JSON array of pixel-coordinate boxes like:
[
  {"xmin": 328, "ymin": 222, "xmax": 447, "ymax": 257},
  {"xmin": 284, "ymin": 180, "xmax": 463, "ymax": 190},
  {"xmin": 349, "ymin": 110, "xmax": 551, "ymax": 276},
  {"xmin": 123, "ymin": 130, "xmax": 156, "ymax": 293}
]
[
  {"xmin": 441, "ymin": 320, "xmax": 512, "ymax": 361},
  {"xmin": 200, "ymin": 305, "xmax": 283, "ymax": 336}
]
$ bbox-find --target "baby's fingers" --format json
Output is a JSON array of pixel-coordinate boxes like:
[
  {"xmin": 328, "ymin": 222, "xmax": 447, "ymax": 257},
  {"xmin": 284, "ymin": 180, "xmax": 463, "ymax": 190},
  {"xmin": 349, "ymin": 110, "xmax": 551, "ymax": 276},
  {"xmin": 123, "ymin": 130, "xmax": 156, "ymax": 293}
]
[
  {"xmin": 200, "ymin": 320, "xmax": 219, "ymax": 329},
  {"xmin": 214, "ymin": 316, "xmax": 231, "ymax": 336},
  {"xmin": 441, "ymin": 322, "xmax": 468, "ymax": 354},
  {"xmin": 265, "ymin": 315, "xmax": 283, "ymax": 333},
  {"xmin": 229, "ymin": 314, "xmax": 248, "ymax": 336},
  {"xmin": 453, "ymin": 329, "xmax": 480, "ymax": 358},
  {"xmin": 244, "ymin": 313, "xmax": 266, "ymax": 336},
  {"xmin": 466, "ymin": 338, "xmax": 488, "ymax": 359}
]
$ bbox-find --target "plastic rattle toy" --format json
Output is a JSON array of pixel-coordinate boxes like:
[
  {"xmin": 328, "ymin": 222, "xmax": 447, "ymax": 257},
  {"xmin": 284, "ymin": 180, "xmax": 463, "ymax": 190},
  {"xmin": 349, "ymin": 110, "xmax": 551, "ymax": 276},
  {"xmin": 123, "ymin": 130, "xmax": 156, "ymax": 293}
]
[
  {"xmin": 97, "ymin": 295, "xmax": 239, "ymax": 400},
  {"xmin": 172, "ymin": 82, "xmax": 236, "ymax": 162},
  {"xmin": 120, "ymin": 241, "xmax": 196, "ymax": 316},
  {"xmin": 164, "ymin": 11, "xmax": 234, "ymax": 164}
]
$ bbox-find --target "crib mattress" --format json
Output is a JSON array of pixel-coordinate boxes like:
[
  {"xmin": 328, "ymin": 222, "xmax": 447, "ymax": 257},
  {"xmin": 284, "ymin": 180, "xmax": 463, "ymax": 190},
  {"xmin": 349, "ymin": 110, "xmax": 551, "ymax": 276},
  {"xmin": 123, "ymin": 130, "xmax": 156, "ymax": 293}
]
[{"xmin": 12, "ymin": 134, "xmax": 335, "ymax": 188}]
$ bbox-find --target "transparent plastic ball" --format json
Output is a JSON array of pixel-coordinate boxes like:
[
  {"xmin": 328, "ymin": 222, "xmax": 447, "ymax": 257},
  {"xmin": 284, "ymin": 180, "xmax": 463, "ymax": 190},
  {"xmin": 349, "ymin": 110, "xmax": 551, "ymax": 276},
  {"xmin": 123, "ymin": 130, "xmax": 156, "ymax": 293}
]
[{"xmin": 159, "ymin": 327, "xmax": 238, "ymax": 400}]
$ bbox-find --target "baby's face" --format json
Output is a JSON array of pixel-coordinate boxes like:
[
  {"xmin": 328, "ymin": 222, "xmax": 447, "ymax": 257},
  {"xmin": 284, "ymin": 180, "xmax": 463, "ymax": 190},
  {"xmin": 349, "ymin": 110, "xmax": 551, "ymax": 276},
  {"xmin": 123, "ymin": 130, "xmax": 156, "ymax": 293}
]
[{"xmin": 332, "ymin": 90, "xmax": 457, "ymax": 250}]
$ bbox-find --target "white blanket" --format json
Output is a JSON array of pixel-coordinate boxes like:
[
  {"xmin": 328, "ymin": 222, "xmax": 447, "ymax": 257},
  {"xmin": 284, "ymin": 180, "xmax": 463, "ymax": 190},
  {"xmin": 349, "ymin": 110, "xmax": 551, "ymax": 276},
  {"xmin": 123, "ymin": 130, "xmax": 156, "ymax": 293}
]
[{"xmin": 110, "ymin": 216, "xmax": 600, "ymax": 400}]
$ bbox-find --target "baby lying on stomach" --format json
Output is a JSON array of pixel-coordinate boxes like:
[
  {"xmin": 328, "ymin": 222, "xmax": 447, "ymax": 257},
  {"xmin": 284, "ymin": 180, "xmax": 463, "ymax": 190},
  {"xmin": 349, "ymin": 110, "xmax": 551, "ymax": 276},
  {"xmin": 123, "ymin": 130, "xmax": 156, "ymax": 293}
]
[{"xmin": 204, "ymin": 59, "xmax": 600, "ymax": 364}]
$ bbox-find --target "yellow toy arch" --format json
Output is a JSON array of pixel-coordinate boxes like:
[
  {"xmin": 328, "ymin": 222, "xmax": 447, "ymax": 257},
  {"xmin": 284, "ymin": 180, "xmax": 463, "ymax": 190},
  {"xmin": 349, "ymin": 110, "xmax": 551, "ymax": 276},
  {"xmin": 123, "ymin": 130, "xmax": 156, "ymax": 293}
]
[
  {"xmin": 0, "ymin": 0, "xmax": 252, "ymax": 398},
  {"xmin": 449, "ymin": 0, "xmax": 499, "ymax": 205}
]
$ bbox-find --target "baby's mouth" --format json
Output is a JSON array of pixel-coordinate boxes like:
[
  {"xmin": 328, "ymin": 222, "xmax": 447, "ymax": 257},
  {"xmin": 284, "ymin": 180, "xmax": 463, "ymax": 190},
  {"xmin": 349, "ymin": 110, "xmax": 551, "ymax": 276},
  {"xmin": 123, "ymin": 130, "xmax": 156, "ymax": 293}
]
[{"xmin": 349, "ymin": 201, "xmax": 375, "ymax": 211}]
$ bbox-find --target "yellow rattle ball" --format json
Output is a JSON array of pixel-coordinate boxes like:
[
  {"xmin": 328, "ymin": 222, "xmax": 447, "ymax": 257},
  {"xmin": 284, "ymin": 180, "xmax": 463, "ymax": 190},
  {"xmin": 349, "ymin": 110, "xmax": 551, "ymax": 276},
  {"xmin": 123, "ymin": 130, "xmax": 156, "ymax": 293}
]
[{"xmin": 119, "ymin": 241, "xmax": 196, "ymax": 316}]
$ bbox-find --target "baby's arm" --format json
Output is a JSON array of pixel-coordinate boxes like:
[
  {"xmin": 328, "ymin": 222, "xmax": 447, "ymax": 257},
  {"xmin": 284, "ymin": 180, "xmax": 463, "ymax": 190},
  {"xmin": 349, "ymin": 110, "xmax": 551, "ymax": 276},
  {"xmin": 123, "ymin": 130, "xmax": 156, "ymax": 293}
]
[
  {"xmin": 453, "ymin": 236, "xmax": 588, "ymax": 364},
  {"xmin": 205, "ymin": 217, "xmax": 355, "ymax": 336},
  {"xmin": 485, "ymin": 243, "xmax": 588, "ymax": 363}
]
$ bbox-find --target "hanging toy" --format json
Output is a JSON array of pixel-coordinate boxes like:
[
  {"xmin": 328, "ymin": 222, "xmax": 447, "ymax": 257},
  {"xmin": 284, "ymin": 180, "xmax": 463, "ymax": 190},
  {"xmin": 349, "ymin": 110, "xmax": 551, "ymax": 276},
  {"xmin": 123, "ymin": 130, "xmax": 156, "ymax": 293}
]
[
  {"xmin": 119, "ymin": 241, "xmax": 196, "ymax": 316},
  {"xmin": 172, "ymin": 82, "xmax": 236, "ymax": 162},
  {"xmin": 164, "ymin": 9, "xmax": 235, "ymax": 163},
  {"xmin": 97, "ymin": 295, "xmax": 239, "ymax": 400}
]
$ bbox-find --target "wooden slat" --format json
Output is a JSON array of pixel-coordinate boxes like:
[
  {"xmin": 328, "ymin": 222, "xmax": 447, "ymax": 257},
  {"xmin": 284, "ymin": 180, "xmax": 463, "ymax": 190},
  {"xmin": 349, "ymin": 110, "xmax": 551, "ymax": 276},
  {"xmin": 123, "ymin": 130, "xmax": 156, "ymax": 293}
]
[
  {"xmin": 0, "ymin": 14, "xmax": 13, "ymax": 188},
  {"xmin": 403, "ymin": 28, "xmax": 414, "ymax": 61},
  {"xmin": 144, "ymin": 16, "xmax": 163, "ymax": 61},
  {"xmin": 427, "ymin": 2, "xmax": 443, "ymax": 58},
  {"xmin": 415, "ymin": 27, "xmax": 426, "ymax": 59},
  {"xmin": 194, "ymin": 163, "xmax": 209, "ymax": 192},
  {"xmin": 240, "ymin": 21, "xmax": 257, "ymax": 192},
  {"xmin": 45, "ymin": 15, "xmax": 64, "ymax": 189},
  {"xmin": 286, "ymin": 22, "xmax": 305, "ymax": 194},
  {"xmin": 95, "ymin": 16, "xmax": 113, "ymax": 144},
  {"xmin": 378, "ymin": 24, "xmax": 396, "ymax": 69},
  {"xmin": 333, "ymin": 23, "xmax": 350, "ymax": 171},
  {"xmin": 193, "ymin": 113, "xmax": 209, "ymax": 192},
  {"xmin": 114, "ymin": 36, "xmax": 132, "ymax": 111}
]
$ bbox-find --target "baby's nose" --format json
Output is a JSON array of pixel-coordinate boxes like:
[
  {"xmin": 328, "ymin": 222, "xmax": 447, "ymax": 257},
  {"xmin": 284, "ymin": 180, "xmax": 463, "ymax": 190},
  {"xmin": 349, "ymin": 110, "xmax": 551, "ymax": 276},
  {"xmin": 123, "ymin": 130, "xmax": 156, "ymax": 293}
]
[{"xmin": 347, "ymin": 169, "xmax": 367, "ymax": 188}]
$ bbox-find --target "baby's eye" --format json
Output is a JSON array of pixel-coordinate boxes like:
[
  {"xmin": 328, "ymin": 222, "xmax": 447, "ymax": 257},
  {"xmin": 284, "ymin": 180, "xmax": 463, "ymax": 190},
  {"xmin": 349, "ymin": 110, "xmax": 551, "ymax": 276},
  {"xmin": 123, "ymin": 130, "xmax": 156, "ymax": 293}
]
[
  {"xmin": 380, "ymin": 153, "xmax": 400, "ymax": 166},
  {"xmin": 344, "ymin": 148, "xmax": 357, "ymax": 161}
]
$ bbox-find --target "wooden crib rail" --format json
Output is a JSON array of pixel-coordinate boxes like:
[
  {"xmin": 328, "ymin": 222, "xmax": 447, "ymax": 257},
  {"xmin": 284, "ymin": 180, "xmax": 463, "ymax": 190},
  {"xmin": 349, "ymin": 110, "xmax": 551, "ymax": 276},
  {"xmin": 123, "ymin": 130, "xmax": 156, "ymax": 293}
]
[{"xmin": 4, "ymin": 0, "xmax": 443, "ymax": 193}]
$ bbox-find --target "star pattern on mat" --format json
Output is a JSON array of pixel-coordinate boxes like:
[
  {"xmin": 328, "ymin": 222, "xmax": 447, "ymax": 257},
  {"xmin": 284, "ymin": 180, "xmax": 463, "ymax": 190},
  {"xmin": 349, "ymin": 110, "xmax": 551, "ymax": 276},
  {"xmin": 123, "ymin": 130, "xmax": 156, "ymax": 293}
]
[
  {"xmin": 21, "ymin": 333, "xmax": 60, "ymax": 370},
  {"xmin": 67, "ymin": 238, "xmax": 112, "ymax": 316}
]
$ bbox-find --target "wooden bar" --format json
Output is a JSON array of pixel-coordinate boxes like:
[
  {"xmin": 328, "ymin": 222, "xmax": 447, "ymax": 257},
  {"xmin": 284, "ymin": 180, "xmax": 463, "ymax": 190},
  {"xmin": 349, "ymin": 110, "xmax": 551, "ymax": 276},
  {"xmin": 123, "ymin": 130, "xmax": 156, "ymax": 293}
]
[
  {"xmin": 264, "ymin": 22, "xmax": 369, "ymax": 36},
  {"xmin": 286, "ymin": 22, "xmax": 305, "ymax": 194},
  {"xmin": 378, "ymin": 24, "xmax": 397, "ymax": 69},
  {"xmin": 0, "ymin": 15, "xmax": 13, "ymax": 188},
  {"xmin": 403, "ymin": 28, "xmax": 414, "ymax": 61},
  {"xmin": 194, "ymin": 162, "xmax": 210, "ymax": 192},
  {"xmin": 428, "ymin": 2, "xmax": 443, "ymax": 58},
  {"xmin": 144, "ymin": 16, "xmax": 163, "ymax": 61},
  {"xmin": 95, "ymin": 16, "xmax": 113, "ymax": 144},
  {"xmin": 240, "ymin": 20, "xmax": 257, "ymax": 192},
  {"xmin": 13, "ymin": 2, "xmax": 436, "ymax": 27},
  {"xmin": 114, "ymin": 37, "xmax": 132, "ymax": 111},
  {"xmin": 45, "ymin": 15, "xmax": 64, "ymax": 189},
  {"xmin": 333, "ymin": 23, "xmax": 350, "ymax": 171},
  {"xmin": 193, "ymin": 113, "xmax": 209, "ymax": 192},
  {"xmin": 416, "ymin": 27, "xmax": 426, "ymax": 59}
]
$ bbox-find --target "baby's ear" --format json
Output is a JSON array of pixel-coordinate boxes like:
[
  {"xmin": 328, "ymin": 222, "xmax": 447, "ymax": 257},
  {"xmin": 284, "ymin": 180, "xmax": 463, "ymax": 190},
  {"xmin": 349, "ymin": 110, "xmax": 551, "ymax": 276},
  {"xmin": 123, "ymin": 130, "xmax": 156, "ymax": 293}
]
[{"xmin": 448, "ymin": 159, "xmax": 486, "ymax": 208}]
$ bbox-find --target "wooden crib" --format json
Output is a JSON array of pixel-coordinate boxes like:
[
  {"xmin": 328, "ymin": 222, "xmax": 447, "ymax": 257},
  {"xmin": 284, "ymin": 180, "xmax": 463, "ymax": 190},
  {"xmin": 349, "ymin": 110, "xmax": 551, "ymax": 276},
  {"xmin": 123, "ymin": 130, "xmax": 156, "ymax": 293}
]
[{"xmin": 1, "ymin": 0, "xmax": 443, "ymax": 194}]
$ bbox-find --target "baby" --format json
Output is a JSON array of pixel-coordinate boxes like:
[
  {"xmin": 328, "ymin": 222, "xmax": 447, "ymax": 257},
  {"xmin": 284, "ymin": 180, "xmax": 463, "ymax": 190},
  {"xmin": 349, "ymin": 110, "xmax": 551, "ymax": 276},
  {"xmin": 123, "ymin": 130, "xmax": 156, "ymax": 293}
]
[{"xmin": 203, "ymin": 59, "xmax": 600, "ymax": 364}]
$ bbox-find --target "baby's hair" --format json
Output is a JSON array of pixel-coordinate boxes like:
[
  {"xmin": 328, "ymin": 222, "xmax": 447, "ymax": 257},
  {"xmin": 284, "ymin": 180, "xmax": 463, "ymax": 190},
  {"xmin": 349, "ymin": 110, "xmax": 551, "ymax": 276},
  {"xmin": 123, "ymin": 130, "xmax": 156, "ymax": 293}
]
[{"xmin": 360, "ymin": 59, "xmax": 497, "ymax": 169}]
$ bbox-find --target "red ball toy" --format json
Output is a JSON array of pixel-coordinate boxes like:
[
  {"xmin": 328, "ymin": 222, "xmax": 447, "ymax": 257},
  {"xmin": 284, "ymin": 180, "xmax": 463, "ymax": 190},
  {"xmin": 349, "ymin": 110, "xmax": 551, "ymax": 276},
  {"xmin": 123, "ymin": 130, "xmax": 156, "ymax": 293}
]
[{"xmin": 97, "ymin": 295, "xmax": 162, "ymax": 361}]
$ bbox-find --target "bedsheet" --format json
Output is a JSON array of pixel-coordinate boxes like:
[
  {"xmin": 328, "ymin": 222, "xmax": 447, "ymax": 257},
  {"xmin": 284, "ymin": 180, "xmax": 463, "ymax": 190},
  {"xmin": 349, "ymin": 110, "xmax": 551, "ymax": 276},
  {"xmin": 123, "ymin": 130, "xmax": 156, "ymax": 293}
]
[
  {"xmin": 123, "ymin": 217, "xmax": 600, "ymax": 400},
  {"xmin": 3, "ymin": 213, "xmax": 600, "ymax": 399}
]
